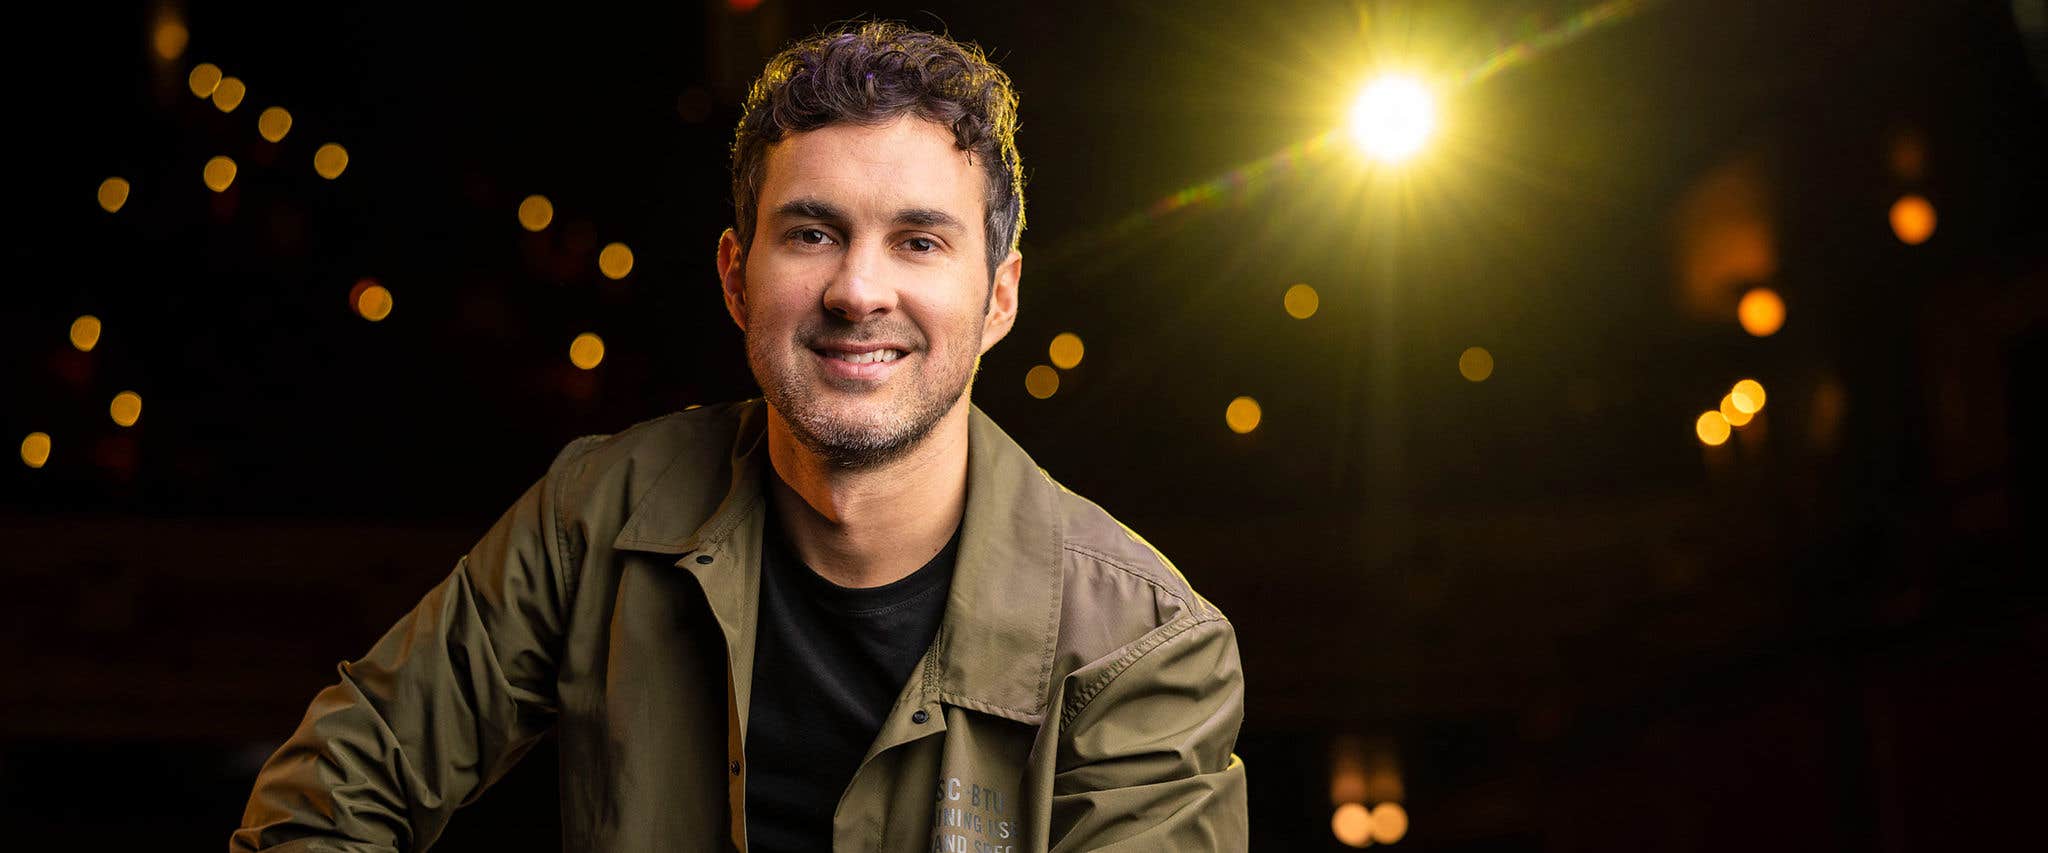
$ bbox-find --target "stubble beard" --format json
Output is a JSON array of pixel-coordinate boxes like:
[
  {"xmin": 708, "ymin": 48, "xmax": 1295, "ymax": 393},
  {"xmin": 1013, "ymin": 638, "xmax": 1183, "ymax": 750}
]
[{"xmin": 747, "ymin": 319, "xmax": 981, "ymax": 470}]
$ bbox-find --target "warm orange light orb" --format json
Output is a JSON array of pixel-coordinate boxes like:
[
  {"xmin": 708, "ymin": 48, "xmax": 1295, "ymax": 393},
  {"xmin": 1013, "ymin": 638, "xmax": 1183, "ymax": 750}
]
[
  {"xmin": 97, "ymin": 177, "xmax": 130, "ymax": 213},
  {"xmin": 570, "ymin": 332, "xmax": 606, "ymax": 369},
  {"xmin": 1458, "ymin": 347, "xmax": 1494, "ymax": 382},
  {"xmin": 1284, "ymin": 283, "xmax": 1320, "ymax": 319},
  {"xmin": 202, "ymin": 156, "xmax": 237, "ymax": 192},
  {"xmin": 1049, "ymin": 333, "xmax": 1084, "ymax": 369},
  {"xmin": 1737, "ymin": 287, "xmax": 1785, "ymax": 337},
  {"xmin": 1370, "ymin": 802, "xmax": 1409, "ymax": 844},
  {"xmin": 354, "ymin": 283, "xmax": 394, "ymax": 321},
  {"xmin": 1719, "ymin": 394, "xmax": 1754, "ymax": 427},
  {"xmin": 1890, "ymin": 194, "xmax": 1936, "ymax": 245},
  {"xmin": 188, "ymin": 63, "xmax": 222, "ymax": 98},
  {"xmin": 109, "ymin": 391, "xmax": 143, "ymax": 428},
  {"xmin": 518, "ymin": 195, "xmax": 554, "ymax": 232},
  {"xmin": 314, "ymin": 143, "xmax": 350, "ymax": 179},
  {"xmin": 21, "ymin": 432, "xmax": 52, "ymax": 468},
  {"xmin": 1024, "ymin": 365, "xmax": 1059, "ymax": 399},
  {"xmin": 1332, "ymin": 803, "xmax": 1373, "ymax": 848},
  {"xmin": 1696, "ymin": 410, "xmax": 1731, "ymax": 446},
  {"xmin": 1731, "ymin": 378, "xmax": 1766, "ymax": 414},
  {"xmin": 1226, "ymin": 396, "xmax": 1262, "ymax": 434},
  {"xmin": 212, "ymin": 76, "xmax": 247, "ymax": 112},
  {"xmin": 70, "ymin": 315, "xmax": 102, "ymax": 351},
  {"xmin": 598, "ymin": 242, "xmax": 635, "ymax": 280},
  {"xmin": 258, "ymin": 106, "xmax": 293, "ymax": 143}
]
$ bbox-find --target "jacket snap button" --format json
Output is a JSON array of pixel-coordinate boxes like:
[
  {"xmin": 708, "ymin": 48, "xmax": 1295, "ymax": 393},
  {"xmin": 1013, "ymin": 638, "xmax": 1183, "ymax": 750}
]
[
  {"xmin": 911, "ymin": 709, "xmax": 930, "ymax": 724},
  {"xmin": 696, "ymin": 554, "xmax": 714, "ymax": 564},
  {"xmin": 729, "ymin": 759, "xmax": 742, "ymax": 776}
]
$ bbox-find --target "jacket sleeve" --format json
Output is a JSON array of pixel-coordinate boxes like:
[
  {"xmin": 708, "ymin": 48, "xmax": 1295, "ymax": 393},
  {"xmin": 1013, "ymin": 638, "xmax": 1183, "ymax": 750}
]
[
  {"xmin": 1047, "ymin": 614, "xmax": 1249, "ymax": 851},
  {"xmin": 229, "ymin": 438, "xmax": 596, "ymax": 852}
]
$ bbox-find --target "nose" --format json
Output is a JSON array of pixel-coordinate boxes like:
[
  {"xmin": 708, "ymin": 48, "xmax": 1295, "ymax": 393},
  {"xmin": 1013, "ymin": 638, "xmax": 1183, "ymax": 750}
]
[{"xmin": 820, "ymin": 240, "xmax": 897, "ymax": 322}]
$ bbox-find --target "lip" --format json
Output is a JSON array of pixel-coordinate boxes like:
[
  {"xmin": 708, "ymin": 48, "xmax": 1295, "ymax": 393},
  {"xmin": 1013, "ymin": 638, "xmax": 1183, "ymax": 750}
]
[{"xmin": 810, "ymin": 343, "xmax": 912, "ymax": 382}]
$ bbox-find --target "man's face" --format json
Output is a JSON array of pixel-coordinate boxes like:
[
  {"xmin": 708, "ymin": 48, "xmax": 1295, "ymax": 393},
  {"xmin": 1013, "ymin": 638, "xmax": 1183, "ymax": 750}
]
[{"xmin": 717, "ymin": 116, "xmax": 1021, "ymax": 467}]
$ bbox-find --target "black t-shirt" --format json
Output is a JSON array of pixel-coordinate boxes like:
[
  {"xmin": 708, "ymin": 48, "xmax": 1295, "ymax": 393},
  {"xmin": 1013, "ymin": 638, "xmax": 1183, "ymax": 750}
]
[{"xmin": 744, "ymin": 503, "xmax": 959, "ymax": 852}]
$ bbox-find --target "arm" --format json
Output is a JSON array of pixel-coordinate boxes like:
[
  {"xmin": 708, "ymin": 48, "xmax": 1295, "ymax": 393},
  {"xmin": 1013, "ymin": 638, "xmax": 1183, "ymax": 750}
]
[
  {"xmin": 1048, "ymin": 615, "xmax": 1250, "ymax": 852},
  {"xmin": 229, "ymin": 438, "xmax": 595, "ymax": 852}
]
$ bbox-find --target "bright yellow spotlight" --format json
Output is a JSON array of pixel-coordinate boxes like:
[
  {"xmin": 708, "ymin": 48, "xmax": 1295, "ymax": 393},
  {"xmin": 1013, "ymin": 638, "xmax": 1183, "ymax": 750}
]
[
  {"xmin": 1226, "ymin": 396, "xmax": 1262, "ymax": 434},
  {"xmin": 109, "ymin": 391, "xmax": 143, "ymax": 427},
  {"xmin": 97, "ymin": 177, "xmax": 130, "ymax": 213},
  {"xmin": 1696, "ymin": 410, "xmax": 1731, "ymax": 446},
  {"xmin": 1025, "ymin": 364, "xmax": 1060, "ymax": 399},
  {"xmin": 70, "ymin": 315, "xmax": 102, "ymax": 351},
  {"xmin": 258, "ymin": 106, "xmax": 293, "ymax": 143},
  {"xmin": 1331, "ymin": 803, "xmax": 1372, "ymax": 848},
  {"xmin": 1284, "ymin": 283, "xmax": 1319, "ymax": 319},
  {"xmin": 518, "ymin": 194, "xmax": 554, "ymax": 231},
  {"xmin": 570, "ymin": 332, "xmax": 605, "ymax": 369},
  {"xmin": 1720, "ymin": 393, "xmax": 1754, "ymax": 427},
  {"xmin": 21, "ymin": 432, "xmax": 51, "ymax": 469},
  {"xmin": 1348, "ymin": 74, "xmax": 1436, "ymax": 163},
  {"xmin": 1049, "ymin": 333, "xmax": 1084, "ymax": 369},
  {"xmin": 314, "ymin": 143, "xmax": 350, "ymax": 179}
]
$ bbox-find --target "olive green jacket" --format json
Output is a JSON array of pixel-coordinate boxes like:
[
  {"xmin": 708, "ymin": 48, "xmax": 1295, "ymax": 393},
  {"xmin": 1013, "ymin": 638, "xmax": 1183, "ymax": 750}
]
[{"xmin": 231, "ymin": 400, "xmax": 1247, "ymax": 852}]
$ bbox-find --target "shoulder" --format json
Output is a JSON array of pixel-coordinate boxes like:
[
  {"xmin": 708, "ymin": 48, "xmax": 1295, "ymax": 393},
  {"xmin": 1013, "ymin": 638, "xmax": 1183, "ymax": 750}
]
[{"xmin": 1049, "ymin": 475, "xmax": 1231, "ymax": 671}]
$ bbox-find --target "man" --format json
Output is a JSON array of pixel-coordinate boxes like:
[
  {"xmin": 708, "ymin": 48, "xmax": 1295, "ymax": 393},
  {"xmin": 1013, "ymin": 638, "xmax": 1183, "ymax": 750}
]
[{"xmin": 232, "ymin": 21, "xmax": 1246, "ymax": 852}]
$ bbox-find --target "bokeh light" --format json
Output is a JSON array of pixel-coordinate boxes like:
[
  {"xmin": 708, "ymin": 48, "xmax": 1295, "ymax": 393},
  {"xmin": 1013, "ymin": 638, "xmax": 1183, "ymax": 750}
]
[
  {"xmin": 518, "ymin": 195, "xmax": 554, "ymax": 232},
  {"xmin": 599, "ymin": 242, "xmax": 635, "ymax": 279},
  {"xmin": 1226, "ymin": 396, "xmax": 1262, "ymax": 434},
  {"xmin": 1890, "ymin": 194, "xmax": 1936, "ymax": 245},
  {"xmin": 1025, "ymin": 364, "xmax": 1060, "ymax": 399},
  {"xmin": 187, "ymin": 63, "xmax": 222, "ymax": 98},
  {"xmin": 1459, "ymin": 347, "xmax": 1494, "ymax": 382},
  {"xmin": 152, "ymin": 18, "xmax": 189, "ymax": 61},
  {"xmin": 1332, "ymin": 803, "xmax": 1372, "ymax": 848},
  {"xmin": 257, "ymin": 106, "xmax": 293, "ymax": 143},
  {"xmin": 570, "ymin": 333, "xmax": 606, "ymax": 370},
  {"xmin": 212, "ymin": 76, "xmax": 246, "ymax": 112},
  {"xmin": 1348, "ymin": 75, "xmax": 1436, "ymax": 163},
  {"xmin": 1049, "ymin": 333, "xmax": 1084, "ymax": 369},
  {"xmin": 1284, "ymin": 283, "xmax": 1320, "ymax": 319},
  {"xmin": 351, "ymin": 281, "xmax": 394, "ymax": 322},
  {"xmin": 70, "ymin": 315, "xmax": 102, "ymax": 352},
  {"xmin": 1369, "ymin": 803, "xmax": 1409, "ymax": 844},
  {"xmin": 314, "ymin": 143, "xmax": 350, "ymax": 179},
  {"xmin": 1731, "ymin": 378, "xmax": 1767, "ymax": 414},
  {"xmin": 97, "ymin": 177, "xmax": 130, "ymax": 213},
  {"xmin": 1719, "ymin": 394, "xmax": 1755, "ymax": 427},
  {"xmin": 109, "ymin": 391, "xmax": 143, "ymax": 428},
  {"xmin": 1737, "ymin": 287, "xmax": 1785, "ymax": 337},
  {"xmin": 1696, "ymin": 410, "xmax": 1731, "ymax": 446},
  {"xmin": 20, "ymin": 433, "xmax": 51, "ymax": 469},
  {"xmin": 202, "ymin": 156, "xmax": 237, "ymax": 192}
]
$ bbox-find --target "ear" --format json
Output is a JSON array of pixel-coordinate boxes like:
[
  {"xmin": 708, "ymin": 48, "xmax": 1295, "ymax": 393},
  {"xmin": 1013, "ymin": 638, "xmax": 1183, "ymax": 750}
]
[
  {"xmin": 716, "ymin": 227, "xmax": 748, "ymax": 331},
  {"xmin": 978, "ymin": 248, "xmax": 1023, "ymax": 355}
]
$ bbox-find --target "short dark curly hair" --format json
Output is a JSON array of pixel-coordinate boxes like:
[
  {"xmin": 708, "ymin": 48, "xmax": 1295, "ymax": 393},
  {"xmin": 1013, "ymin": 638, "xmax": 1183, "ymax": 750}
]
[{"xmin": 730, "ymin": 21, "xmax": 1024, "ymax": 275}]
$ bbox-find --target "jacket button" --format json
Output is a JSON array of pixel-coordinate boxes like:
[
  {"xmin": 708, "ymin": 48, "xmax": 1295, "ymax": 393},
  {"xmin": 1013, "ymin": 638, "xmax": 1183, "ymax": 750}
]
[
  {"xmin": 729, "ymin": 759, "xmax": 742, "ymax": 776},
  {"xmin": 911, "ymin": 709, "xmax": 930, "ymax": 724},
  {"xmin": 696, "ymin": 554, "xmax": 714, "ymax": 564}
]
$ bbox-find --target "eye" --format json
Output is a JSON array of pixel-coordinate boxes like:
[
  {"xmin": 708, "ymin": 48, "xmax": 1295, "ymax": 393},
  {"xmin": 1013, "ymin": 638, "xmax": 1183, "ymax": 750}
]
[
  {"xmin": 902, "ymin": 236, "xmax": 939, "ymax": 253},
  {"xmin": 791, "ymin": 228, "xmax": 836, "ymax": 246}
]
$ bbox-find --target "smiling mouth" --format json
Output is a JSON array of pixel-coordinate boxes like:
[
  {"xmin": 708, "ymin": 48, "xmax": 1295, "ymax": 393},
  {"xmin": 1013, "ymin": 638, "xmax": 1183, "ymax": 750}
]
[{"xmin": 815, "ymin": 348, "xmax": 906, "ymax": 364}]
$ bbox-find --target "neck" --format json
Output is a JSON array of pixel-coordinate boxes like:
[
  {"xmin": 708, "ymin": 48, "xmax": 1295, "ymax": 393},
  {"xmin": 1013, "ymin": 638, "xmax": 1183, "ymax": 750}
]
[{"xmin": 765, "ymin": 400, "xmax": 971, "ymax": 588}]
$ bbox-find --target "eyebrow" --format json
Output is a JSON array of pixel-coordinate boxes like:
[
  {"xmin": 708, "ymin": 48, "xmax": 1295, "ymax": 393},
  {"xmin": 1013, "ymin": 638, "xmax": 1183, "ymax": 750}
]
[{"xmin": 769, "ymin": 197, "xmax": 967, "ymax": 233}]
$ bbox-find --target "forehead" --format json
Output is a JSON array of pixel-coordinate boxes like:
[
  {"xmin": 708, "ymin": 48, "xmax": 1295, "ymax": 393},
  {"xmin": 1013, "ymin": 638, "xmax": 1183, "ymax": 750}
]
[{"xmin": 758, "ymin": 116, "xmax": 985, "ymax": 223}]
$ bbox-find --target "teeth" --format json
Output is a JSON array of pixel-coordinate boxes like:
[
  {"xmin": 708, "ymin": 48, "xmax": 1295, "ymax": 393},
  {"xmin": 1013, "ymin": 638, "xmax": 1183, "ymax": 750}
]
[{"xmin": 832, "ymin": 349, "xmax": 902, "ymax": 364}]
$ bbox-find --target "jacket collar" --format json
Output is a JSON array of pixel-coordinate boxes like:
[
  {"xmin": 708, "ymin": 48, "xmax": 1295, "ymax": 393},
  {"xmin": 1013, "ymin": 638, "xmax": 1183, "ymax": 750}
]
[{"xmin": 612, "ymin": 399, "xmax": 1064, "ymax": 726}]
